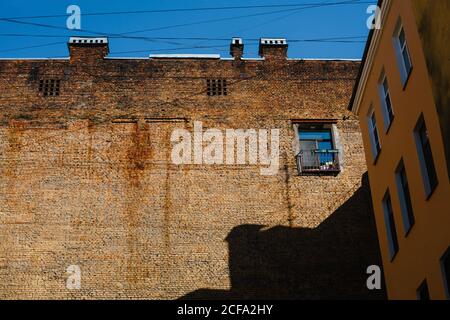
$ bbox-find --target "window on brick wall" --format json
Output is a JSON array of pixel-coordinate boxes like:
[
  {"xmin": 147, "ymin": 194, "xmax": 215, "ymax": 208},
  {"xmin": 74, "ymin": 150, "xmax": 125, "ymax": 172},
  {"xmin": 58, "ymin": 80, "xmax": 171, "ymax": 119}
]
[
  {"xmin": 206, "ymin": 79, "xmax": 227, "ymax": 96},
  {"xmin": 295, "ymin": 123, "xmax": 341, "ymax": 175},
  {"xmin": 39, "ymin": 79, "xmax": 61, "ymax": 97}
]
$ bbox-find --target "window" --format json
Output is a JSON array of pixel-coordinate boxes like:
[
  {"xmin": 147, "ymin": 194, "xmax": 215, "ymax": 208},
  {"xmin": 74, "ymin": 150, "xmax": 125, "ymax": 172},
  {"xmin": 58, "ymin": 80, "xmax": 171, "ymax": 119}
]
[
  {"xmin": 39, "ymin": 79, "xmax": 61, "ymax": 97},
  {"xmin": 441, "ymin": 247, "xmax": 450, "ymax": 299},
  {"xmin": 414, "ymin": 116, "xmax": 438, "ymax": 197},
  {"xmin": 417, "ymin": 280, "xmax": 430, "ymax": 300},
  {"xmin": 394, "ymin": 23, "xmax": 412, "ymax": 85},
  {"xmin": 395, "ymin": 160, "xmax": 415, "ymax": 235},
  {"xmin": 382, "ymin": 190, "xmax": 399, "ymax": 260},
  {"xmin": 379, "ymin": 75, "xmax": 394, "ymax": 130},
  {"xmin": 367, "ymin": 109, "xmax": 381, "ymax": 161},
  {"xmin": 296, "ymin": 123, "xmax": 340, "ymax": 174},
  {"xmin": 206, "ymin": 79, "xmax": 227, "ymax": 96}
]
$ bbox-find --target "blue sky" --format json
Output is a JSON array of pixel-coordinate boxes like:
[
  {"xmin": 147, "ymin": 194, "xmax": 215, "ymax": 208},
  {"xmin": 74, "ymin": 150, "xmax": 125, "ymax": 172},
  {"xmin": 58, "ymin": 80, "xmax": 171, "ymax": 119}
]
[{"xmin": 0, "ymin": 0, "xmax": 376, "ymax": 59}]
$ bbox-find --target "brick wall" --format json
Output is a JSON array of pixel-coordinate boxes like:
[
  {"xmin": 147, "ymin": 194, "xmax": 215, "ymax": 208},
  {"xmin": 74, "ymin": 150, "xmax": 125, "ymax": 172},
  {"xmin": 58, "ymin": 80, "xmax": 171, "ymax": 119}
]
[{"xmin": 0, "ymin": 42, "xmax": 384, "ymax": 299}]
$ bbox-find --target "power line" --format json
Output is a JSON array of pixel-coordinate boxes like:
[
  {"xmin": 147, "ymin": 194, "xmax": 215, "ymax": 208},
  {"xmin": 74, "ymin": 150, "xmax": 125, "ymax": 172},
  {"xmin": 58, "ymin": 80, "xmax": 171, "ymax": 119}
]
[
  {"xmin": 0, "ymin": 41, "xmax": 67, "ymax": 53},
  {"xmin": 118, "ymin": 1, "xmax": 370, "ymax": 36},
  {"xmin": 148, "ymin": 1, "xmax": 367, "ymax": 53},
  {"xmin": 0, "ymin": 1, "xmax": 369, "ymax": 55},
  {"xmin": 0, "ymin": 1, "xmax": 375, "ymax": 20},
  {"xmin": 0, "ymin": 37, "xmax": 366, "ymax": 55},
  {"xmin": 0, "ymin": 34, "xmax": 367, "ymax": 41},
  {"xmin": 0, "ymin": 1, "xmax": 371, "ymax": 40},
  {"xmin": 108, "ymin": 38, "xmax": 366, "ymax": 55}
]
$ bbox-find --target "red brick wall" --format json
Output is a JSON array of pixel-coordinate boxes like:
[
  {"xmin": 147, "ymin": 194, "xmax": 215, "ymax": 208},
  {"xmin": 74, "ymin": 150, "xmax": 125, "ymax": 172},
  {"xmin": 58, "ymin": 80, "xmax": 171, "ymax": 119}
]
[{"xmin": 0, "ymin": 45, "xmax": 384, "ymax": 299}]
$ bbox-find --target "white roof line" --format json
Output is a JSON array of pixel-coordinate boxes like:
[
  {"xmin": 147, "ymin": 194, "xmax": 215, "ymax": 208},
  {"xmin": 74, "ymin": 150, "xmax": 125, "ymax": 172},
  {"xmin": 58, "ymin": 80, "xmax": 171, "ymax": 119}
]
[
  {"xmin": 105, "ymin": 57, "xmax": 148, "ymax": 60},
  {"xmin": 149, "ymin": 54, "xmax": 221, "ymax": 59},
  {"xmin": 241, "ymin": 57, "xmax": 265, "ymax": 61},
  {"xmin": 288, "ymin": 58, "xmax": 362, "ymax": 61},
  {"xmin": 0, "ymin": 57, "xmax": 361, "ymax": 62},
  {"xmin": 0, "ymin": 57, "xmax": 69, "ymax": 61}
]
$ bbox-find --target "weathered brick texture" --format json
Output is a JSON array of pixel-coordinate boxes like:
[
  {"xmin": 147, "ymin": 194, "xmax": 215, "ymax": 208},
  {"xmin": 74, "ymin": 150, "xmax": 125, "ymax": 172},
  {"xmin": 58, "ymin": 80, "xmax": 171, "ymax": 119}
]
[{"xmin": 0, "ymin": 41, "xmax": 384, "ymax": 299}]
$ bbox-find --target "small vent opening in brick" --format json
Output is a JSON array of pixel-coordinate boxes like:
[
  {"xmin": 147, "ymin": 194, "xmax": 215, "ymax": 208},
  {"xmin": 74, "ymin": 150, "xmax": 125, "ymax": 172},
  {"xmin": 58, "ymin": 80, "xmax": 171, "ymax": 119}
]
[
  {"xmin": 39, "ymin": 79, "xmax": 61, "ymax": 97},
  {"xmin": 206, "ymin": 79, "xmax": 227, "ymax": 96}
]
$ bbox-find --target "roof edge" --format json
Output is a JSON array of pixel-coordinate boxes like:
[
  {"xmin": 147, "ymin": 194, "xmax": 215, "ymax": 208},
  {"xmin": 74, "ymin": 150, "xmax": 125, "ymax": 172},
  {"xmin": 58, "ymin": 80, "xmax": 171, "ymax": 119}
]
[{"xmin": 348, "ymin": 0, "xmax": 389, "ymax": 113}]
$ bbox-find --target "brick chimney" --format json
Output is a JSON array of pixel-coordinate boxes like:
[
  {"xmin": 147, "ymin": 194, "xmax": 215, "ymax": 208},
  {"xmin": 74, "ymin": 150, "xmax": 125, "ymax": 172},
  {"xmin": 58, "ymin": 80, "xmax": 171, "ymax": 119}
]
[
  {"xmin": 258, "ymin": 38, "xmax": 288, "ymax": 60},
  {"xmin": 230, "ymin": 37, "xmax": 244, "ymax": 59},
  {"xmin": 68, "ymin": 37, "xmax": 109, "ymax": 63}
]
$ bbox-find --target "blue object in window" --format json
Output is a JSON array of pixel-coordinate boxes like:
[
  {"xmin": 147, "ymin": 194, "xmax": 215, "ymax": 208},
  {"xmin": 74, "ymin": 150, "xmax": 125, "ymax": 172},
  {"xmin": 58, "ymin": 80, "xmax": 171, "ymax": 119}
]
[{"xmin": 299, "ymin": 129, "xmax": 334, "ymax": 165}]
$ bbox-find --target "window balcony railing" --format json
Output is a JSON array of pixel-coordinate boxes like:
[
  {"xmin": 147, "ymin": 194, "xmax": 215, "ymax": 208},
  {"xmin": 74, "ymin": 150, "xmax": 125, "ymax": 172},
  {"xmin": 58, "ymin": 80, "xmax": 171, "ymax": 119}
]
[{"xmin": 296, "ymin": 149, "xmax": 341, "ymax": 175}]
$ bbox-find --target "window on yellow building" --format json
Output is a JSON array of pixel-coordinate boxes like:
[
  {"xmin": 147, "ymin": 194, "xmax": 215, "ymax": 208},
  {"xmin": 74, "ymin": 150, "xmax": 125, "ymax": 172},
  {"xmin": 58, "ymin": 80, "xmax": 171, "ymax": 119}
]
[
  {"xmin": 378, "ymin": 74, "xmax": 395, "ymax": 131},
  {"xmin": 382, "ymin": 190, "xmax": 399, "ymax": 261},
  {"xmin": 416, "ymin": 280, "xmax": 430, "ymax": 300},
  {"xmin": 367, "ymin": 108, "xmax": 381, "ymax": 161},
  {"xmin": 395, "ymin": 160, "xmax": 415, "ymax": 235},
  {"xmin": 441, "ymin": 247, "xmax": 450, "ymax": 299},
  {"xmin": 414, "ymin": 115, "xmax": 438, "ymax": 198},
  {"xmin": 393, "ymin": 22, "xmax": 413, "ymax": 86}
]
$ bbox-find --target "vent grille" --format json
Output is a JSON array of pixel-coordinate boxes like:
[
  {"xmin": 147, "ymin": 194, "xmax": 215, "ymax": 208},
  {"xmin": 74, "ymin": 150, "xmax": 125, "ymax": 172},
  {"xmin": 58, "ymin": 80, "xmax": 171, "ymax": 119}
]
[
  {"xmin": 69, "ymin": 37, "xmax": 108, "ymax": 44},
  {"xmin": 39, "ymin": 79, "xmax": 61, "ymax": 97},
  {"xmin": 260, "ymin": 38, "xmax": 287, "ymax": 45},
  {"xmin": 206, "ymin": 79, "xmax": 227, "ymax": 96}
]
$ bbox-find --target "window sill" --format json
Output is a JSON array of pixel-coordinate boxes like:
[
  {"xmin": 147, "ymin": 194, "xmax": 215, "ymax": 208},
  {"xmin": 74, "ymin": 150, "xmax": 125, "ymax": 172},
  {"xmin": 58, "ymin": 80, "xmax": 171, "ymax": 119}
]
[{"xmin": 298, "ymin": 170, "xmax": 341, "ymax": 177}]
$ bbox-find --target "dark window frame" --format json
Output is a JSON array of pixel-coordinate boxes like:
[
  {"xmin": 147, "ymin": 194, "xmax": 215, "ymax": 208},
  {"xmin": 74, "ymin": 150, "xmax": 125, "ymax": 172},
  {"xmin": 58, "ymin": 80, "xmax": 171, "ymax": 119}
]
[
  {"xmin": 295, "ymin": 123, "xmax": 341, "ymax": 175},
  {"xmin": 417, "ymin": 280, "xmax": 430, "ymax": 300},
  {"xmin": 382, "ymin": 190, "xmax": 399, "ymax": 261},
  {"xmin": 379, "ymin": 74, "xmax": 395, "ymax": 131},
  {"xmin": 414, "ymin": 115, "xmax": 438, "ymax": 199},
  {"xmin": 440, "ymin": 246, "xmax": 450, "ymax": 300},
  {"xmin": 393, "ymin": 21, "xmax": 413, "ymax": 87},
  {"xmin": 395, "ymin": 159, "xmax": 415, "ymax": 236},
  {"xmin": 368, "ymin": 109, "xmax": 381, "ymax": 161}
]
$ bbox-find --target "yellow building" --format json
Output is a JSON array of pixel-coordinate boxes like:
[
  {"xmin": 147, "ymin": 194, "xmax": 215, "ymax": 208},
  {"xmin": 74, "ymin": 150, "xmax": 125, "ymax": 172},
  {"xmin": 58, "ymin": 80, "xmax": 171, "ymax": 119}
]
[{"xmin": 349, "ymin": 0, "xmax": 450, "ymax": 299}]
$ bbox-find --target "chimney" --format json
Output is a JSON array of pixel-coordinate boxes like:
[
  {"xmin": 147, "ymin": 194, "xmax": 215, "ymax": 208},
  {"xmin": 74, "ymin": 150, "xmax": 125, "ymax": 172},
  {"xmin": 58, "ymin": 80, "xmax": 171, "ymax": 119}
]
[
  {"xmin": 258, "ymin": 38, "xmax": 288, "ymax": 60},
  {"xmin": 68, "ymin": 37, "xmax": 109, "ymax": 63},
  {"xmin": 230, "ymin": 37, "xmax": 244, "ymax": 59}
]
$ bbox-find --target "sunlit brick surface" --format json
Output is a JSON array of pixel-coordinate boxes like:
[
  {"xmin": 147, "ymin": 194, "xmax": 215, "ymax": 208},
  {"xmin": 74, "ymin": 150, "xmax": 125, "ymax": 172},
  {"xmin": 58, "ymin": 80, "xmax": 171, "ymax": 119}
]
[{"xmin": 0, "ymin": 47, "xmax": 384, "ymax": 299}]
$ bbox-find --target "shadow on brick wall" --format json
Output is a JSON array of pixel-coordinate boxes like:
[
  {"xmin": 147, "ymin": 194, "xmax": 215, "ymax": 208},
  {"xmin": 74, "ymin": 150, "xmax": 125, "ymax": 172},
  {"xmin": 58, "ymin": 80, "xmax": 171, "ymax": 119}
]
[{"xmin": 180, "ymin": 173, "xmax": 386, "ymax": 300}]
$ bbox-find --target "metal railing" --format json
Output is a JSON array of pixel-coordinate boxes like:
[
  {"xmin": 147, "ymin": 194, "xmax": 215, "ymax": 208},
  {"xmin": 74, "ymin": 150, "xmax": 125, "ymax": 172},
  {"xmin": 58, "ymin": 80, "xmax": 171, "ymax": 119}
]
[{"xmin": 296, "ymin": 149, "xmax": 340, "ymax": 174}]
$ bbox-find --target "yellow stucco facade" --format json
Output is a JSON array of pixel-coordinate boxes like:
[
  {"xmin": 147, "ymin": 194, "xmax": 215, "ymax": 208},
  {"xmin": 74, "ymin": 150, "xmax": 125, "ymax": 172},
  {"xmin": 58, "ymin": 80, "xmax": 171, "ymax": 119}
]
[{"xmin": 350, "ymin": 0, "xmax": 450, "ymax": 299}]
